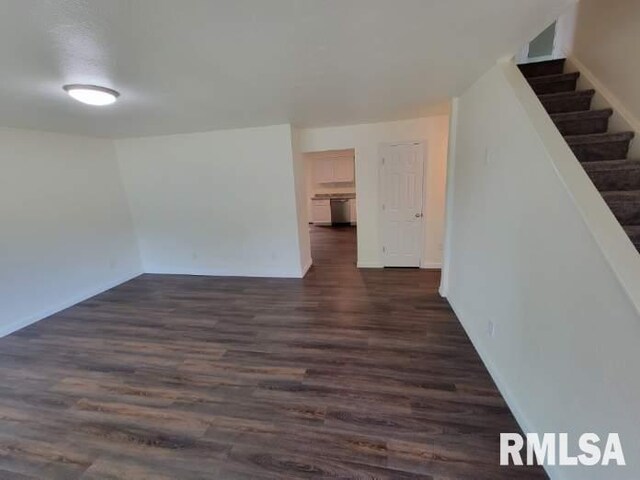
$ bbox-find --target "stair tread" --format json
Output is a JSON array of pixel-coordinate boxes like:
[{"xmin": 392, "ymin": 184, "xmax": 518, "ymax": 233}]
[
  {"xmin": 527, "ymin": 72, "xmax": 580, "ymax": 85},
  {"xmin": 565, "ymin": 131, "xmax": 635, "ymax": 145},
  {"xmin": 583, "ymin": 159, "xmax": 640, "ymax": 172},
  {"xmin": 550, "ymin": 109, "xmax": 613, "ymax": 122},
  {"xmin": 538, "ymin": 89, "xmax": 595, "ymax": 101},
  {"xmin": 538, "ymin": 90, "xmax": 595, "ymax": 114},
  {"xmin": 521, "ymin": 61, "xmax": 640, "ymax": 238},
  {"xmin": 518, "ymin": 59, "xmax": 566, "ymax": 77}
]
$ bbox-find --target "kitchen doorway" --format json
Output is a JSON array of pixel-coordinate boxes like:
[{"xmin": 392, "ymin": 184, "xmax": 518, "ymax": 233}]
[{"xmin": 305, "ymin": 149, "xmax": 357, "ymax": 266}]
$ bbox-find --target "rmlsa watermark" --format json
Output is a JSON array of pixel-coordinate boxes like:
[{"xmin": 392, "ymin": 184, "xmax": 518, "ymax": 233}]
[{"xmin": 500, "ymin": 433, "xmax": 626, "ymax": 466}]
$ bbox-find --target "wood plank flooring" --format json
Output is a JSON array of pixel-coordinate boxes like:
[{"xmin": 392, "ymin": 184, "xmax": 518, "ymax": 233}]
[{"xmin": 0, "ymin": 225, "xmax": 546, "ymax": 479}]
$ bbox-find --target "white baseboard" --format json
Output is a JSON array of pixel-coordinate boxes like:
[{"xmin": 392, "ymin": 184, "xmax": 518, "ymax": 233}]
[
  {"xmin": 144, "ymin": 267, "xmax": 305, "ymax": 279},
  {"xmin": 447, "ymin": 295, "xmax": 562, "ymax": 480},
  {"xmin": 568, "ymin": 54, "xmax": 640, "ymax": 132},
  {"xmin": 356, "ymin": 262, "xmax": 383, "ymax": 269},
  {"xmin": 0, "ymin": 270, "xmax": 143, "ymax": 338},
  {"xmin": 567, "ymin": 54, "xmax": 640, "ymax": 157},
  {"xmin": 356, "ymin": 261, "xmax": 441, "ymax": 269},
  {"xmin": 447, "ymin": 297, "xmax": 532, "ymax": 429},
  {"xmin": 301, "ymin": 259, "xmax": 313, "ymax": 277},
  {"xmin": 420, "ymin": 262, "xmax": 442, "ymax": 269}
]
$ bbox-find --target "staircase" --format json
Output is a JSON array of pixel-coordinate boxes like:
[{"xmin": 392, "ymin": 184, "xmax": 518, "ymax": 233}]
[{"xmin": 519, "ymin": 59, "xmax": 639, "ymax": 251}]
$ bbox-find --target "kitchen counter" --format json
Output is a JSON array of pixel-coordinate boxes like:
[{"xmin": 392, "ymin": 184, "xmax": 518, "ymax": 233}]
[
  {"xmin": 311, "ymin": 193, "xmax": 355, "ymax": 200},
  {"xmin": 311, "ymin": 194, "xmax": 356, "ymax": 225}
]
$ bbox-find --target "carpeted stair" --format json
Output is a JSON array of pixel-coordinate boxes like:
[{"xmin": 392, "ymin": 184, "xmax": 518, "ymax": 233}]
[{"xmin": 519, "ymin": 59, "xmax": 639, "ymax": 251}]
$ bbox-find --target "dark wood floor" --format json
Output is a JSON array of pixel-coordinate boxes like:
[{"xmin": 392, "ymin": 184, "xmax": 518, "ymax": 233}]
[{"xmin": 0, "ymin": 226, "xmax": 546, "ymax": 479}]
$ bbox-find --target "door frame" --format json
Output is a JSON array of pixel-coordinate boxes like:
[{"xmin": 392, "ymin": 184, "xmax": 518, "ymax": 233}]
[{"xmin": 378, "ymin": 140, "xmax": 427, "ymax": 268}]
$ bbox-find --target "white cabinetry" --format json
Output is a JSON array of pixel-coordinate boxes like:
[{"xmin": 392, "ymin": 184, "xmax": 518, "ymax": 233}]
[
  {"xmin": 311, "ymin": 154, "xmax": 354, "ymax": 184},
  {"xmin": 311, "ymin": 199, "xmax": 331, "ymax": 225},
  {"xmin": 313, "ymin": 158, "xmax": 334, "ymax": 184},
  {"xmin": 333, "ymin": 157, "xmax": 355, "ymax": 183}
]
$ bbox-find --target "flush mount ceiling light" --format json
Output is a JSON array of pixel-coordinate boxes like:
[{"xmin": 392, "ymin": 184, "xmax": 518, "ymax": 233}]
[{"xmin": 62, "ymin": 84, "xmax": 120, "ymax": 106}]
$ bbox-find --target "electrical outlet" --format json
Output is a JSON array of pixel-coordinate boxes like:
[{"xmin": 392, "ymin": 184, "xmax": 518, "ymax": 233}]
[{"xmin": 487, "ymin": 320, "xmax": 495, "ymax": 338}]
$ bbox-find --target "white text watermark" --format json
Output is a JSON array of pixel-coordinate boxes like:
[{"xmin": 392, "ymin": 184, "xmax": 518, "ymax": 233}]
[{"xmin": 500, "ymin": 433, "xmax": 626, "ymax": 466}]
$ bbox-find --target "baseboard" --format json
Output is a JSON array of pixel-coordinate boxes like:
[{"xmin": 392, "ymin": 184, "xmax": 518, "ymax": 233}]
[
  {"xmin": 420, "ymin": 262, "xmax": 442, "ymax": 269},
  {"xmin": 567, "ymin": 54, "xmax": 640, "ymax": 155},
  {"xmin": 301, "ymin": 259, "xmax": 313, "ymax": 277},
  {"xmin": 0, "ymin": 270, "xmax": 143, "ymax": 338},
  {"xmin": 447, "ymin": 296, "xmax": 532, "ymax": 429},
  {"xmin": 447, "ymin": 294, "xmax": 564, "ymax": 480},
  {"xmin": 356, "ymin": 262, "xmax": 383, "ymax": 269},
  {"xmin": 144, "ymin": 267, "xmax": 305, "ymax": 279}
]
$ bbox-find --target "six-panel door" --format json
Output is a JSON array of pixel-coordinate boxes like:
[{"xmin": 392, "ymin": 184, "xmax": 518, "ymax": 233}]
[{"xmin": 380, "ymin": 142, "xmax": 424, "ymax": 267}]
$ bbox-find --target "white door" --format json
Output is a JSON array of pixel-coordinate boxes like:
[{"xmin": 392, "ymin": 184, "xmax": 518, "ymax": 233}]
[{"xmin": 380, "ymin": 142, "xmax": 424, "ymax": 267}]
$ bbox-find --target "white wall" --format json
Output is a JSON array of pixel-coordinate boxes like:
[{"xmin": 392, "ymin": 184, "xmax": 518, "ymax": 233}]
[
  {"xmin": 115, "ymin": 124, "xmax": 308, "ymax": 278},
  {"xmin": 572, "ymin": 0, "xmax": 640, "ymax": 127},
  {"xmin": 291, "ymin": 127, "xmax": 312, "ymax": 273},
  {"xmin": 0, "ymin": 128, "xmax": 141, "ymax": 336},
  {"xmin": 443, "ymin": 61, "xmax": 640, "ymax": 479},
  {"xmin": 299, "ymin": 116, "xmax": 449, "ymax": 268},
  {"xmin": 556, "ymin": 0, "xmax": 640, "ymax": 159}
]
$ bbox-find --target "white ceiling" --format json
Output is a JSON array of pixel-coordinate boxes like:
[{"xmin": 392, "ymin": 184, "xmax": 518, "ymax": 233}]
[{"xmin": 0, "ymin": 0, "xmax": 572, "ymax": 138}]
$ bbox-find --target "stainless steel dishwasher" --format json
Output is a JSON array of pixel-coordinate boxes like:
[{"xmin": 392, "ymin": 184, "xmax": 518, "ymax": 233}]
[{"xmin": 330, "ymin": 198, "xmax": 350, "ymax": 224}]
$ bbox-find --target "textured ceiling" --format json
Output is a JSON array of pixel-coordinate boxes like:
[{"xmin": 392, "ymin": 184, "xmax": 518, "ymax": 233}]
[{"xmin": 0, "ymin": 0, "xmax": 573, "ymax": 137}]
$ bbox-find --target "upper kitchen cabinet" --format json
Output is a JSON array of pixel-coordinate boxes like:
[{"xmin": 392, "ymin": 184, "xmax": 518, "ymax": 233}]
[
  {"xmin": 310, "ymin": 150, "xmax": 355, "ymax": 184},
  {"xmin": 313, "ymin": 157, "xmax": 335, "ymax": 184},
  {"xmin": 333, "ymin": 156, "xmax": 355, "ymax": 182}
]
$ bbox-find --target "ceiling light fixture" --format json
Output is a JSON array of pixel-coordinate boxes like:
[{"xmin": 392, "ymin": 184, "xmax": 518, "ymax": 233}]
[{"xmin": 62, "ymin": 84, "xmax": 120, "ymax": 106}]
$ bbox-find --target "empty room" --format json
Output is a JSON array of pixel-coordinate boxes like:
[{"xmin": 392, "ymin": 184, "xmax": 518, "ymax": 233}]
[{"xmin": 0, "ymin": 1, "xmax": 638, "ymax": 479}]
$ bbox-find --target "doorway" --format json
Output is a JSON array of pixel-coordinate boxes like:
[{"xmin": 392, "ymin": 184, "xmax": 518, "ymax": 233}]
[
  {"xmin": 380, "ymin": 142, "xmax": 425, "ymax": 267},
  {"xmin": 517, "ymin": 21, "xmax": 563, "ymax": 64},
  {"xmin": 305, "ymin": 149, "xmax": 357, "ymax": 266}
]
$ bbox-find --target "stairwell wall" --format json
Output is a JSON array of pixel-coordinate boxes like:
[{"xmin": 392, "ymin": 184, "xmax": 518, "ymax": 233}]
[
  {"xmin": 442, "ymin": 60, "xmax": 640, "ymax": 480},
  {"xmin": 556, "ymin": 0, "xmax": 640, "ymax": 159}
]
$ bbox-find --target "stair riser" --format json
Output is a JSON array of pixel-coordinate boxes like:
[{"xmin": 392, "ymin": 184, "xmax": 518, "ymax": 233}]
[
  {"xmin": 587, "ymin": 169, "xmax": 640, "ymax": 191},
  {"xmin": 570, "ymin": 140, "xmax": 632, "ymax": 162},
  {"xmin": 605, "ymin": 199, "xmax": 640, "ymax": 225},
  {"xmin": 554, "ymin": 118, "xmax": 609, "ymax": 136},
  {"xmin": 519, "ymin": 61, "xmax": 565, "ymax": 78},
  {"xmin": 530, "ymin": 79, "xmax": 578, "ymax": 95},
  {"xmin": 541, "ymin": 96, "xmax": 593, "ymax": 114}
]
